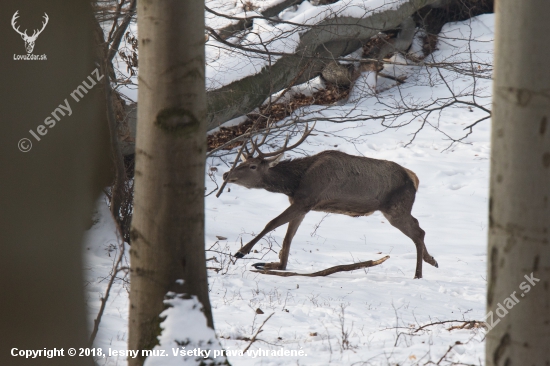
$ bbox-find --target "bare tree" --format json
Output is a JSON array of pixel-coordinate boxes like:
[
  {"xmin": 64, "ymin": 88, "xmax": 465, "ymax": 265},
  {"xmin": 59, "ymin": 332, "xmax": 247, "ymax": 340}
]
[
  {"xmin": 486, "ymin": 1, "xmax": 550, "ymax": 365},
  {"xmin": 201, "ymin": 0, "xmax": 495, "ymax": 162},
  {"xmin": 93, "ymin": 0, "xmax": 137, "ymax": 242},
  {"xmin": 205, "ymin": 0, "xmax": 441, "ymax": 129},
  {"xmin": 128, "ymin": 0, "xmax": 222, "ymax": 365},
  {"xmin": 113, "ymin": 0, "xmax": 493, "ymax": 158}
]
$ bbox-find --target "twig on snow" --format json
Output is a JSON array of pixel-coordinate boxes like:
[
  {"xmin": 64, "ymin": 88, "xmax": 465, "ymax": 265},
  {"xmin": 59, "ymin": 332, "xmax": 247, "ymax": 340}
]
[
  {"xmin": 251, "ymin": 255, "xmax": 390, "ymax": 277},
  {"xmin": 242, "ymin": 312, "xmax": 275, "ymax": 353}
]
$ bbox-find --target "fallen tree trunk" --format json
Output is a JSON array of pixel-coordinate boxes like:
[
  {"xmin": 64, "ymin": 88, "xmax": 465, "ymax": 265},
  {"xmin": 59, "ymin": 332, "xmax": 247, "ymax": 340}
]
[
  {"xmin": 206, "ymin": 0, "xmax": 439, "ymax": 130},
  {"xmin": 120, "ymin": 0, "xmax": 440, "ymax": 156}
]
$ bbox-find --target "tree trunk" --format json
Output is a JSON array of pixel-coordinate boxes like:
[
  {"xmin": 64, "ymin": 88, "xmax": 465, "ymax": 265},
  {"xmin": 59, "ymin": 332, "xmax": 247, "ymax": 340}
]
[
  {"xmin": 0, "ymin": 1, "xmax": 110, "ymax": 365},
  {"xmin": 206, "ymin": 0, "xmax": 439, "ymax": 130},
  {"xmin": 118, "ymin": 0, "xmax": 440, "ymax": 157},
  {"xmin": 92, "ymin": 1, "xmax": 136, "ymax": 239},
  {"xmin": 129, "ymin": 0, "xmax": 215, "ymax": 365},
  {"xmin": 486, "ymin": 1, "xmax": 550, "ymax": 365}
]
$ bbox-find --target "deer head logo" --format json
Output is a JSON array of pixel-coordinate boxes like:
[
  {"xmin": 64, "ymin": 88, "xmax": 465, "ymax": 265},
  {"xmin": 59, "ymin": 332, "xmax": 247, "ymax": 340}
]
[{"xmin": 11, "ymin": 11, "xmax": 49, "ymax": 54}]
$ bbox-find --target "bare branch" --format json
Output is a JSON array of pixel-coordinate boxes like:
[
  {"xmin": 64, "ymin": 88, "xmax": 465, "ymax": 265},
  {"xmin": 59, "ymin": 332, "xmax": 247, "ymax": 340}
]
[
  {"xmin": 242, "ymin": 312, "xmax": 275, "ymax": 353},
  {"xmin": 251, "ymin": 255, "xmax": 390, "ymax": 277}
]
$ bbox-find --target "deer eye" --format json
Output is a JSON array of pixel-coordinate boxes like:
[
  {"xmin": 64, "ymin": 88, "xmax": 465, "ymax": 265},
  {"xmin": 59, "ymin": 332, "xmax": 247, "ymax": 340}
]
[{"xmin": 249, "ymin": 165, "xmax": 257, "ymax": 170}]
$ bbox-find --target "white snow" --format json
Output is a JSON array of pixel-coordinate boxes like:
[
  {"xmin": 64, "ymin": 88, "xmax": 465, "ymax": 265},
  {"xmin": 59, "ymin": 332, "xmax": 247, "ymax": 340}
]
[
  {"xmin": 85, "ymin": 12, "xmax": 495, "ymax": 366},
  {"xmin": 143, "ymin": 294, "xmax": 226, "ymax": 366},
  {"xmin": 206, "ymin": 0, "xmax": 425, "ymax": 89}
]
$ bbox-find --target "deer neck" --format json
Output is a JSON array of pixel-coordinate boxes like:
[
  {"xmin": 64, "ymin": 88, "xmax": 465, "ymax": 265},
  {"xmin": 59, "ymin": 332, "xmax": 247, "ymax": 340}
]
[{"xmin": 261, "ymin": 159, "xmax": 307, "ymax": 197}]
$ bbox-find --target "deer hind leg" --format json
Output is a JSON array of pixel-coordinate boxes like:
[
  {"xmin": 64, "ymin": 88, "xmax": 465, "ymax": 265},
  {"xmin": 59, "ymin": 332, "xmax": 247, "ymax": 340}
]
[
  {"xmin": 253, "ymin": 214, "xmax": 305, "ymax": 270},
  {"xmin": 383, "ymin": 212, "xmax": 438, "ymax": 279},
  {"xmin": 422, "ymin": 243, "xmax": 438, "ymax": 268},
  {"xmin": 234, "ymin": 204, "xmax": 308, "ymax": 259}
]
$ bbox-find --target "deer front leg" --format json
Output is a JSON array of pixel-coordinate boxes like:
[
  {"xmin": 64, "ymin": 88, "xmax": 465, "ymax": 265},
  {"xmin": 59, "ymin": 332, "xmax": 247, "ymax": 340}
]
[
  {"xmin": 234, "ymin": 205, "xmax": 307, "ymax": 259},
  {"xmin": 252, "ymin": 213, "xmax": 305, "ymax": 270}
]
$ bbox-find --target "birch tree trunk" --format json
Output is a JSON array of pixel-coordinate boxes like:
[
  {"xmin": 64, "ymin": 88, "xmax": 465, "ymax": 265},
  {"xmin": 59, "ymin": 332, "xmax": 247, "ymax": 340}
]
[
  {"xmin": 128, "ymin": 1, "xmax": 215, "ymax": 365},
  {"xmin": 487, "ymin": 1, "xmax": 550, "ymax": 365}
]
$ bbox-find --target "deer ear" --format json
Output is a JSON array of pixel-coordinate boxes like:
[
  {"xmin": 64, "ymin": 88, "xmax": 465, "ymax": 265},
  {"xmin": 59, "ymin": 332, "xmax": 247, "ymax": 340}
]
[{"xmin": 267, "ymin": 153, "xmax": 284, "ymax": 167}]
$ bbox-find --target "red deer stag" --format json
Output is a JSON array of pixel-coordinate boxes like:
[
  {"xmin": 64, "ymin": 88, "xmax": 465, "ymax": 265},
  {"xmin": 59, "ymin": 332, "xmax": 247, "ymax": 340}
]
[{"xmin": 222, "ymin": 126, "xmax": 438, "ymax": 278}]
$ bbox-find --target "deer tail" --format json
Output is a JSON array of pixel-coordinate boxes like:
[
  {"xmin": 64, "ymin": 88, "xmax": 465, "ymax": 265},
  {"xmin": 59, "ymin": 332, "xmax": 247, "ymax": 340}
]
[{"xmin": 404, "ymin": 168, "xmax": 419, "ymax": 191}]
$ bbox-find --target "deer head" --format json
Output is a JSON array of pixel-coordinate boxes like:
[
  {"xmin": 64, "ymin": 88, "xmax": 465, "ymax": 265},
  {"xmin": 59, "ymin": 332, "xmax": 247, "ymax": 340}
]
[
  {"xmin": 222, "ymin": 155, "xmax": 285, "ymax": 189},
  {"xmin": 222, "ymin": 123, "xmax": 314, "ymax": 189},
  {"xmin": 12, "ymin": 11, "xmax": 49, "ymax": 54}
]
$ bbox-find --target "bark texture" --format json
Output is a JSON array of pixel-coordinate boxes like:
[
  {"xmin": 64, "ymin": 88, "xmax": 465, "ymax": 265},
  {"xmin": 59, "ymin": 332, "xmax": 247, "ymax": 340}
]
[
  {"xmin": 486, "ymin": 1, "xmax": 550, "ymax": 365},
  {"xmin": 129, "ymin": 0, "xmax": 213, "ymax": 365},
  {"xmin": 0, "ymin": 1, "xmax": 110, "ymax": 365}
]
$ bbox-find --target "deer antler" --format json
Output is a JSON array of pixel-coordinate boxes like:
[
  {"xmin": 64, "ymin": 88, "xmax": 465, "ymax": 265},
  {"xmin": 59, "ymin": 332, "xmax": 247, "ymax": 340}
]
[
  {"xmin": 241, "ymin": 125, "xmax": 269, "ymax": 159},
  {"xmin": 248, "ymin": 131, "xmax": 270, "ymax": 158},
  {"xmin": 11, "ymin": 11, "xmax": 28, "ymax": 38},
  {"xmin": 30, "ymin": 13, "xmax": 49, "ymax": 39},
  {"xmin": 247, "ymin": 122, "xmax": 316, "ymax": 159},
  {"xmin": 11, "ymin": 11, "xmax": 48, "ymax": 40}
]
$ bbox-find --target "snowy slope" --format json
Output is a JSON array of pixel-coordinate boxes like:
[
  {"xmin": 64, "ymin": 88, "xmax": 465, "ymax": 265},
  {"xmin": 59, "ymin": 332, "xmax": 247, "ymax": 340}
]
[
  {"xmin": 205, "ymin": 0, "xmax": 432, "ymax": 89},
  {"xmin": 85, "ymin": 13, "xmax": 494, "ymax": 366}
]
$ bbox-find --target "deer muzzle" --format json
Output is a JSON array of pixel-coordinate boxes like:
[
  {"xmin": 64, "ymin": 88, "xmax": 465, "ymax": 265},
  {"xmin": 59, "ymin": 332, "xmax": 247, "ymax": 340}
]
[{"xmin": 223, "ymin": 172, "xmax": 238, "ymax": 182}]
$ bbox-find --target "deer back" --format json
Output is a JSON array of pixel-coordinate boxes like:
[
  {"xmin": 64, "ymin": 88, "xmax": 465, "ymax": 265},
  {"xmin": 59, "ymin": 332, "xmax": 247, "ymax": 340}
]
[{"xmin": 266, "ymin": 151, "xmax": 417, "ymax": 210}]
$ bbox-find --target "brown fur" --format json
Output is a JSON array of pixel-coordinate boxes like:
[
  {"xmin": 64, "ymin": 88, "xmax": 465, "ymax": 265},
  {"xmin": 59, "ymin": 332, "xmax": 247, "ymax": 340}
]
[
  {"xmin": 224, "ymin": 150, "xmax": 438, "ymax": 278},
  {"xmin": 404, "ymin": 168, "xmax": 419, "ymax": 191}
]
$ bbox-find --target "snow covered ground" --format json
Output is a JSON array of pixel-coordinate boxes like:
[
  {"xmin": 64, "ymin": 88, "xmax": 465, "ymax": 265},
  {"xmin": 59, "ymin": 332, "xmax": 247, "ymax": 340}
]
[
  {"xmin": 205, "ymin": 0, "xmax": 416, "ymax": 89},
  {"xmin": 85, "ymin": 12, "xmax": 494, "ymax": 366}
]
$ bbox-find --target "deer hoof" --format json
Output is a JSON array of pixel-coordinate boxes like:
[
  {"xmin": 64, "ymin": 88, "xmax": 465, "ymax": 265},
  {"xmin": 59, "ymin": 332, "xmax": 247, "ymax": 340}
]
[
  {"xmin": 252, "ymin": 262, "xmax": 266, "ymax": 270},
  {"xmin": 423, "ymin": 255, "xmax": 439, "ymax": 268},
  {"xmin": 234, "ymin": 251, "xmax": 245, "ymax": 259}
]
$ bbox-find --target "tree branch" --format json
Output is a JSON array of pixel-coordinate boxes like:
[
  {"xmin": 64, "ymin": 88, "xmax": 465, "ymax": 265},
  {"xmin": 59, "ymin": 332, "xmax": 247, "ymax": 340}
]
[{"xmin": 251, "ymin": 255, "xmax": 390, "ymax": 277}]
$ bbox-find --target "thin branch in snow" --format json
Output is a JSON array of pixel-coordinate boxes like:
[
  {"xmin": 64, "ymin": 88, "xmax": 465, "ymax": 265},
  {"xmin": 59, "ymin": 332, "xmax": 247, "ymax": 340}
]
[{"xmin": 242, "ymin": 312, "xmax": 275, "ymax": 353}]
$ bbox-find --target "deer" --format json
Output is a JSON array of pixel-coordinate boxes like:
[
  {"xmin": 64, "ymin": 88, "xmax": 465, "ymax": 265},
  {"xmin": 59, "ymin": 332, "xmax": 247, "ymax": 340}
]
[
  {"xmin": 222, "ymin": 125, "xmax": 439, "ymax": 279},
  {"xmin": 11, "ymin": 11, "xmax": 49, "ymax": 54}
]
